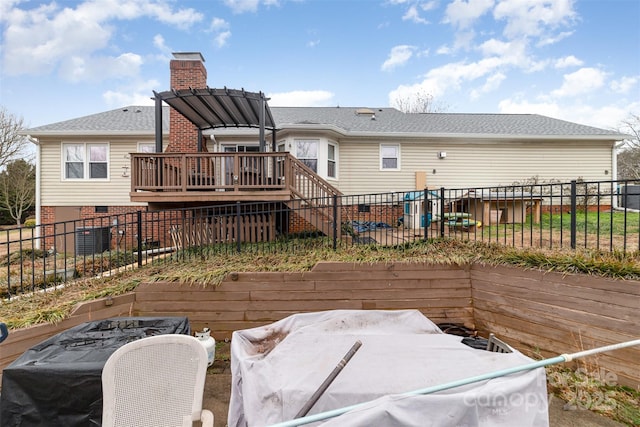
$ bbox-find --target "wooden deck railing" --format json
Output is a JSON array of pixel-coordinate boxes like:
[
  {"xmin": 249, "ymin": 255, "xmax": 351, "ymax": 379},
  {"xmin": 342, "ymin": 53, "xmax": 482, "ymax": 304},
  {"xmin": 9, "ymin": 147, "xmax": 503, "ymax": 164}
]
[{"xmin": 131, "ymin": 152, "xmax": 290, "ymax": 192}]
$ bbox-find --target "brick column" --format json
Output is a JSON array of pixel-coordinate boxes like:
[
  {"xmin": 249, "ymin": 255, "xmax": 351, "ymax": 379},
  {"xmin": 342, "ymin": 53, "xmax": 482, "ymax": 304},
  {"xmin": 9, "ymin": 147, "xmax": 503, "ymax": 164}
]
[{"xmin": 167, "ymin": 52, "xmax": 207, "ymax": 153}]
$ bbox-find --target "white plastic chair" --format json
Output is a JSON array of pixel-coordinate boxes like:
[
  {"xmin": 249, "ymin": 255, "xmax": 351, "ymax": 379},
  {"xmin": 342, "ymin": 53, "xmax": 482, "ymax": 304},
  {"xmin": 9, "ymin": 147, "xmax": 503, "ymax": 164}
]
[
  {"xmin": 101, "ymin": 334, "xmax": 214, "ymax": 427},
  {"xmin": 486, "ymin": 333, "xmax": 513, "ymax": 353}
]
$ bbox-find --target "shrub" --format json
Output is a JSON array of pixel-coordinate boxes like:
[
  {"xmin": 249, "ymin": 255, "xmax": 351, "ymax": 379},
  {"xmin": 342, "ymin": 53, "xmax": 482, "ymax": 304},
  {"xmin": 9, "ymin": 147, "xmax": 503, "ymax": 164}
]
[{"xmin": 24, "ymin": 219, "xmax": 36, "ymax": 228}]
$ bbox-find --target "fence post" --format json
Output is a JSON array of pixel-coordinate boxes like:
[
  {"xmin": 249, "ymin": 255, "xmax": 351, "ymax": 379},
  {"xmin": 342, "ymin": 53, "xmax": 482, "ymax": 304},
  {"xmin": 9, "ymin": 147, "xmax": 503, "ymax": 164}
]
[
  {"xmin": 570, "ymin": 180, "xmax": 577, "ymax": 249},
  {"xmin": 333, "ymin": 194, "xmax": 338, "ymax": 251},
  {"xmin": 440, "ymin": 187, "xmax": 446, "ymax": 238},
  {"xmin": 423, "ymin": 188, "xmax": 428, "ymax": 240},
  {"xmin": 236, "ymin": 201, "xmax": 242, "ymax": 253},
  {"xmin": 137, "ymin": 211, "xmax": 143, "ymax": 267}
]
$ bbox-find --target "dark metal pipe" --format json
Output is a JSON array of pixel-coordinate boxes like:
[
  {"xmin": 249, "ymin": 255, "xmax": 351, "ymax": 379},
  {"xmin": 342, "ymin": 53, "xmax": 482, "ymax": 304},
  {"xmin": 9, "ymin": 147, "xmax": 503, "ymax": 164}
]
[{"xmin": 294, "ymin": 340, "xmax": 362, "ymax": 419}]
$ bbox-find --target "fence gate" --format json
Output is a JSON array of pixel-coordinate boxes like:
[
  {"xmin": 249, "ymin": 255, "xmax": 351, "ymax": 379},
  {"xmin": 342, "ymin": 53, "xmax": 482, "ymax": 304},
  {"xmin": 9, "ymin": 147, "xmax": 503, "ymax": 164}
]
[{"xmin": 170, "ymin": 213, "xmax": 276, "ymax": 249}]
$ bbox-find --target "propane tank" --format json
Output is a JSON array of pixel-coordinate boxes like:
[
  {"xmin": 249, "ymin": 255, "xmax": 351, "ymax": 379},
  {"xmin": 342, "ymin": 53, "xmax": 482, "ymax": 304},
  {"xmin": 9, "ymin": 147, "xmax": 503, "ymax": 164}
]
[{"xmin": 195, "ymin": 327, "xmax": 216, "ymax": 367}]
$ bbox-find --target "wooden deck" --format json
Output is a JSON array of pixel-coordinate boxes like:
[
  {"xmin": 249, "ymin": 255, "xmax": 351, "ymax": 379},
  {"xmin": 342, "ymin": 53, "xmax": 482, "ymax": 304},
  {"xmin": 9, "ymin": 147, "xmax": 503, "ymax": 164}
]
[
  {"xmin": 130, "ymin": 152, "xmax": 343, "ymax": 238},
  {"xmin": 130, "ymin": 152, "xmax": 295, "ymax": 205}
]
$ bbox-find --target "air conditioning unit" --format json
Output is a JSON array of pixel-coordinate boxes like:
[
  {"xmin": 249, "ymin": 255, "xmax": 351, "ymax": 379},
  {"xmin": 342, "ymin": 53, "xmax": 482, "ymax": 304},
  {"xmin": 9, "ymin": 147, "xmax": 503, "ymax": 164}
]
[{"xmin": 75, "ymin": 226, "xmax": 111, "ymax": 255}]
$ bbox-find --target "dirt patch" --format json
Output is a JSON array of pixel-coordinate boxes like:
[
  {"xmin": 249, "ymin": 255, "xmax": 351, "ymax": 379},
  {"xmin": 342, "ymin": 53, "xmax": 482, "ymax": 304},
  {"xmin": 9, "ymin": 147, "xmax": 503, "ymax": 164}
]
[{"xmin": 204, "ymin": 341, "xmax": 232, "ymax": 427}]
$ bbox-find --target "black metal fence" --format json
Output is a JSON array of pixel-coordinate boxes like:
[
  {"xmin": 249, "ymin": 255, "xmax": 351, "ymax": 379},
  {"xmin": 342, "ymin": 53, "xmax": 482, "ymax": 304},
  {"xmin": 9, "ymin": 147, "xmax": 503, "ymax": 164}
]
[{"xmin": 2, "ymin": 179, "xmax": 639, "ymax": 299}]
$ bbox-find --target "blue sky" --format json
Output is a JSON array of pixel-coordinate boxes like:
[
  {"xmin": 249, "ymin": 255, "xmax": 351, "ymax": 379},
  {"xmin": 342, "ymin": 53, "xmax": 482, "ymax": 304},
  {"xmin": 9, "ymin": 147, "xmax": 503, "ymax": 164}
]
[{"xmin": 1, "ymin": 0, "xmax": 639, "ymax": 130}]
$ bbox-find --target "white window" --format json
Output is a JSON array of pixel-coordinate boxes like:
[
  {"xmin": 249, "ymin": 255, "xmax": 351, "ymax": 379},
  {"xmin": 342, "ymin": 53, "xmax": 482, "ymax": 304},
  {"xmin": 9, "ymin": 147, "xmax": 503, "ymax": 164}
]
[
  {"xmin": 327, "ymin": 143, "xmax": 337, "ymax": 178},
  {"xmin": 63, "ymin": 143, "xmax": 109, "ymax": 180},
  {"xmin": 380, "ymin": 144, "xmax": 400, "ymax": 170},
  {"xmin": 296, "ymin": 139, "xmax": 318, "ymax": 172},
  {"xmin": 138, "ymin": 142, "xmax": 155, "ymax": 153}
]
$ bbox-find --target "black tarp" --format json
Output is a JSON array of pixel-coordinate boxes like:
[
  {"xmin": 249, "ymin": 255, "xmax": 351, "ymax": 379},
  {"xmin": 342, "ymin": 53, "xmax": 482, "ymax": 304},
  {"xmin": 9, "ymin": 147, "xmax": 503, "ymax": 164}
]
[{"xmin": 0, "ymin": 316, "xmax": 190, "ymax": 427}]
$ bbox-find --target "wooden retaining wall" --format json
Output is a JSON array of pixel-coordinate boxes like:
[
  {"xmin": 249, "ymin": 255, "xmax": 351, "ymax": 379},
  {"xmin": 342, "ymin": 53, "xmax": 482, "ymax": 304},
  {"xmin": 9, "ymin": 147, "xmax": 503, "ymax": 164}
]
[
  {"xmin": 2, "ymin": 262, "xmax": 638, "ymax": 388},
  {"xmin": 133, "ymin": 262, "xmax": 473, "ymax": 337},
  {"xmin": 471, "ymin": 265, "xmax": 640, "ymax": 388}
]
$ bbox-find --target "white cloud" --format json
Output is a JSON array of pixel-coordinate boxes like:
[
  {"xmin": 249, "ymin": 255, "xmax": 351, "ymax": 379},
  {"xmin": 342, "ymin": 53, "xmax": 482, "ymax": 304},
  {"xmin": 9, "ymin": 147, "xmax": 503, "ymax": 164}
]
[
  {"xmin": 537, "ymin": 30, "xmax": 573, "ymax": 47},
  {"xmin": 443, "ymin": 0, "xmax": 494, "ymax": 29},
  {"xmin": 267, "ymin": 90, "xmax": 334, "ymax": 107},
  {"xmin": 470, "ymin": 71, "xmax": 505, "ymax": 99},
  {"xmin": 209, "ymin": 18, "xmax": 232, "ymax": 47},
  {"xmin": 498, "ymin": 97, "xmax": 640, "ymax": 130},
  {"xmin": 554, "ymin": 55, "xmax": 583, "ymax": 69},
  {"xmin": 307, "ymin": 40, "xmax": 320, "ymax": 48},
  {"xmin": 381, "ymin": 45, "xmax": 416, "ymax": 71},
  {"xmin": 0, "ymin": 0, "xmax": 23, "ymax": 24},
  {"xmin": 138, "ymin": 1, "xmax": 202, "ymax": 30},
  {"xmin": 210, "ymin": 17, "xmax": 229, "ymax": 31},
  {"xmin": 421, "ymin": 1, "xmax": 438, "ymax": 12},
  {"xmin": 610, "ymin": 76, "xmax": 639, "ymax": 94},
  {"xmin": 478, "ymin": 38, "xmax": 520, "ymax": 57},
  {"xmin": 493, "ymin": 0, "xmax": 577, "ymax": 40},
  {"xmin": 1, "ymin": 0, "xmax": 203, "ymax": 77},
  {"xmin": 103, "ymin": 79, "xmax": 161, "ymax": 107},
  {"xmin": 58, "ymin": 53, "xmax": 143, "ymax": 82},
  {"xmin": 403, "ymin": 5, "xmax": 430, "ymax": 24},
  {"xmin": 551, "ymin": 67, "xmax": 607, "ymax": 98},
  {"xmin": 389, "ymin": 81, "xmax": 445, "ymax": 105},
  {"xmin": 497, "ymin": 98, "xmax": 563, "ymax": 116},
  {"xmin": 223, "ymin": 0, "xmax": 280, "ymax": 14},
  {"xmin": 214, "ymin": 31, "xmax": 232, "ymax": 48},
  {"xmin": 436, "ymin": 45, "xmax": 452, "ymax": 55},
  {"xmin": 478, "ymin": 38, "xmax": 508, "ymax": 56},
  {"xmin": 153, "ymin": 34, "xmax": 171, "ymax": 53},
  {"xmin": 452, "ymin": 29, "xmax": 476, "ymax": 50}
]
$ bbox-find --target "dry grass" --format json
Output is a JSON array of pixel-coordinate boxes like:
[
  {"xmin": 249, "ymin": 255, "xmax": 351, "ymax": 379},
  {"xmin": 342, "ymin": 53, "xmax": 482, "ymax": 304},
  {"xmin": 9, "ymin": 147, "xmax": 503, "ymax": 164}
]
[
  {"xmin": 546, "ymin": 364, "xmax": 640, "ymax": 425},
  {"xmin": 2, "ymin": 238, "xmax": 638, "ymax": 330}
]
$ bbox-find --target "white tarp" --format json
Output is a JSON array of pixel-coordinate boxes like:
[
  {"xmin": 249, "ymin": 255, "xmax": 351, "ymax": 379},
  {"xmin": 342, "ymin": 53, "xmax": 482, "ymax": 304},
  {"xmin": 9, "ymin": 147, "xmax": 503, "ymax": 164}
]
[{"xmin": 229, "ymin": 310, "xmax": 549, "ymax": 427}]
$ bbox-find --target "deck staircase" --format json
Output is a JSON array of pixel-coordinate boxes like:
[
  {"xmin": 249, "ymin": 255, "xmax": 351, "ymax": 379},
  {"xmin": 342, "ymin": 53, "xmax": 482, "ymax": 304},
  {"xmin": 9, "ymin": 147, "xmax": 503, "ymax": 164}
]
[{"xmin": 285, "ymin": 157, "xmax": 342, "ymax": 239}]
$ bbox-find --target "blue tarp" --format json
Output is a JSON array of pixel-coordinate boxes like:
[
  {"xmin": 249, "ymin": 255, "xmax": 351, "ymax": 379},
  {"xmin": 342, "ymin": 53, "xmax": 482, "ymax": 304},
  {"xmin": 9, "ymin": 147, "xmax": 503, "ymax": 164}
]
[{"xmin": 347, "ymin": 221, "xmax": 393, "ymax": 233}]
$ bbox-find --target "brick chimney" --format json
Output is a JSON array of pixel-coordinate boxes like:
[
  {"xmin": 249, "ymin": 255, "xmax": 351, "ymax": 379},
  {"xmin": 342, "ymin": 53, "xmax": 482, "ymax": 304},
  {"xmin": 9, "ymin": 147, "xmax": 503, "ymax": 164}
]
[{"xmin": 167, "ymin": 52, "xmax": 207, "ymax": 153}]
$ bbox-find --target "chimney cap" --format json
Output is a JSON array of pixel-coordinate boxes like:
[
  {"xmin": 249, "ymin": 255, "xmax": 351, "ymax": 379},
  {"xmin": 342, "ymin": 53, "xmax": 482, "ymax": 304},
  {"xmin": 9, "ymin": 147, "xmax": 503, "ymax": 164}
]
[{"xmin": 172, "ymin": 52, "xmax": 205, "ymax": 62}]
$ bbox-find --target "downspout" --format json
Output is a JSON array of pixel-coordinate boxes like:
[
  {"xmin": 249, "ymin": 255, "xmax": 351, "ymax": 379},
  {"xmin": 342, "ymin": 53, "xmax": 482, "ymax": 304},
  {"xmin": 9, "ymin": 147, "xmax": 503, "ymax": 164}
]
[
  {"xmin": 27, "ymin": 136, "xmax": 41, "ymax": 249},
  {"xmin": 154, "ymin": 95, "xmax": 163, "ymax": 153},
  {"xmin": 612, "ymin": 141, "xmax": 621, "ymax": 209},
  {"xmin": 611, "ymin": 140, "xmax": 640, "ymax": 212}
]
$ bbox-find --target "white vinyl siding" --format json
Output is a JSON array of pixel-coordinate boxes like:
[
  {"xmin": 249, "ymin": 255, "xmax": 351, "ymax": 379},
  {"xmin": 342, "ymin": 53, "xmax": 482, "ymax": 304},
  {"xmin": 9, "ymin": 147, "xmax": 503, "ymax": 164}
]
[
  {"xmin": 41, "ymin": 140, "xmax": 149, "ymax": 206},
  {"xmin": 335, "ymin": 139, "xmax": 613, "ymax": 195}
]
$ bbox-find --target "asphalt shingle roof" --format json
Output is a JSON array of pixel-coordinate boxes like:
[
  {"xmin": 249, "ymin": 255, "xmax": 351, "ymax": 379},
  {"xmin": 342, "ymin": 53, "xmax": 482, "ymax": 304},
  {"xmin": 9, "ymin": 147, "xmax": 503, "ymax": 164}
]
[
  {"xmin": 271, "ymin": 107, "xmax": 622, "ymax": 137},
  {"xmin": 25, "ymin": 105, "xmax": 625, "ymax": 139},
  {"xmin": 26, "ymin": 106, "xmax": 169, "ymax": 134}
]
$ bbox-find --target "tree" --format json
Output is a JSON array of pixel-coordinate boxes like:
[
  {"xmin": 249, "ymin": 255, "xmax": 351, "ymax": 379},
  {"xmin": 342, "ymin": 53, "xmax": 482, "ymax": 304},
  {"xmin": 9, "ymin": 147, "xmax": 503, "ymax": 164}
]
[
  {"xmin": 616, "ymin": 113, "xmax": 640, "ymax": 180},
  {"xmin": 0, "ymin": 159, "xmax": 35, "ymax": 225},
  {"xmin": 0, "ymin": 107, "xmax": 30, "ymax": 170},
  {"xmin": 391, "ymin": 90, "xmax": 449, "ymax": 113}
]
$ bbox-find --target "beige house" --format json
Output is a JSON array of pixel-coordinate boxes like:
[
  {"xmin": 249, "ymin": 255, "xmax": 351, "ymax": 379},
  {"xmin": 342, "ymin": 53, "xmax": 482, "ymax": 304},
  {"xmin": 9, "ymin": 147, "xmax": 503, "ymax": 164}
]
[{"xmin": 24, "ymin": 52, "xmax": 627, "ymax": 228}]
